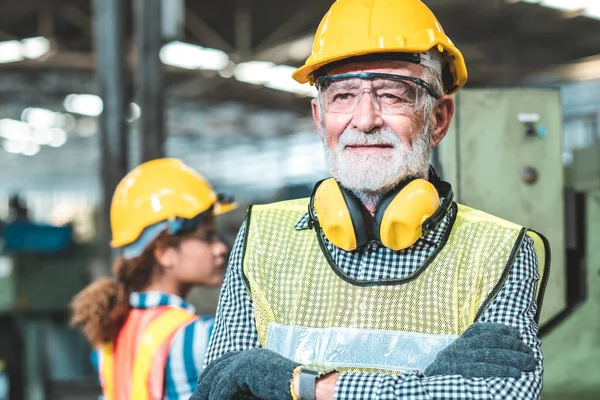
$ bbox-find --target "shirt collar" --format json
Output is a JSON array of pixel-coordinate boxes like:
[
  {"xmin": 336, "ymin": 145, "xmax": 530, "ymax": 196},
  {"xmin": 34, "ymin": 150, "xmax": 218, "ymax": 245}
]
[
  {"xmin": 294, "ymin": 205, "xmax": 454, "ymax": 248},
  {"xmin": 129, "ymin": 291, "xmax": 196, "ymax": 314}
]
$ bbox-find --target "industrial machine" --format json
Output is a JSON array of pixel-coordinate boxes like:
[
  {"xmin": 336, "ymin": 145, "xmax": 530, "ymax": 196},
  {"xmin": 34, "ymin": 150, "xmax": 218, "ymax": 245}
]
[
  {"xmin": 437, "ymin": 88, "xmax": 565, "ymax": 326},
  {"xmin": 0, "ymin": 230, "xmax": 100, "ymax": 400}
]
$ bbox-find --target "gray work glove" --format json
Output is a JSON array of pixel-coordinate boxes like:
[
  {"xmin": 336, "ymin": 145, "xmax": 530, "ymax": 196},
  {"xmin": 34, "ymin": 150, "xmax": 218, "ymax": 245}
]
[
  {"xmin": 423, "ymin": 323, "xmax": 537, "ymax": 379},
  {"xmin": 190, "ymin": 348, "xmax": 300, "ymax": 400}
]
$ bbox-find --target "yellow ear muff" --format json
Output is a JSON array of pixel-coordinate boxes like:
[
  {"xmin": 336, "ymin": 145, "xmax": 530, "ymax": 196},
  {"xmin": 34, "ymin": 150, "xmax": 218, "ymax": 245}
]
[
  {"xmin": 377, "ymin": 179, "xmax": 440, "ymax": 251},
  {"xmin": 312, "ymin": 178, "xmax": 361, "ymax": 251}
]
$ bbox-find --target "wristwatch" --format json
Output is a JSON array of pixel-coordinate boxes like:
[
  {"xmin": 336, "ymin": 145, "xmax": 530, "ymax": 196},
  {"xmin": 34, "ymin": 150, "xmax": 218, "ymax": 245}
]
[{"xmin": 298, "ymin": 366, "xmax": 336, "ymax": 400}]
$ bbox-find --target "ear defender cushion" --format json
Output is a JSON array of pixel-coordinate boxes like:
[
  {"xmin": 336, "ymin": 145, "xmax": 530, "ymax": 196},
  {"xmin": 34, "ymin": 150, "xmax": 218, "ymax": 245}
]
[
  {"xmin": 313, "ymin": 179, "xmax": 366, "ymax": 251},
  {"xmin": 375, "ymin": 179, "xmax": 440, "ymax": 251}
]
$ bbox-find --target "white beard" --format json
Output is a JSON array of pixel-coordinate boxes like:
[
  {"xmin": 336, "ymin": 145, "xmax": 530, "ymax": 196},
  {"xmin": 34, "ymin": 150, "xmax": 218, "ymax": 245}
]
[{"xmin": 322, "ymin": 123, "xmax": 432, "ymax": 208}]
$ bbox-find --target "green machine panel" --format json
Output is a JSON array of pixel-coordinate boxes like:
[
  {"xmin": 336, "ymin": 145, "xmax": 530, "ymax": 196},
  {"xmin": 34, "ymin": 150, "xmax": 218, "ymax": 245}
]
[{"xmin": 438, "ymin": 88, "xmax": 565, "ymax": 326}]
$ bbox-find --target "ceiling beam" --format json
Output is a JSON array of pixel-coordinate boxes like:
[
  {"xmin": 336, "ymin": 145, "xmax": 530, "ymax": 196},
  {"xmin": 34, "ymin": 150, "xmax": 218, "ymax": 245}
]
[
  {"xmin": 255, "ymin": 6, "xmax": 316, "ymax": 52},
  {"xmin": 185, "ymin": 8, "xmax": 234, "ymax": 53},
  {"xmin": 234, "ymin": 0, "xmax": 252, "ymax": 60},
  {"xmin": 168, "ymin": 75, "xmax": 225, "ymax": 97},
  {"xmin": 0, "ymin": 28, "xmax": 18, "ymax": 41},
  {"xmin": 59, "ymin": 0, "xmax": 92, "ymax": 37},
  {"xmin": 254, "ymin": 33, "xmax": 313, "ymax": 64}
]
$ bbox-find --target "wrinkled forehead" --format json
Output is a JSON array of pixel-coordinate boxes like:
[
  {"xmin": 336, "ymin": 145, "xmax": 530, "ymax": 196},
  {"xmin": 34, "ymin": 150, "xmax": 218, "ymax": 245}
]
[{"xmin": 324, "ymin": 60, "xmax": 425, "ymax": 78}]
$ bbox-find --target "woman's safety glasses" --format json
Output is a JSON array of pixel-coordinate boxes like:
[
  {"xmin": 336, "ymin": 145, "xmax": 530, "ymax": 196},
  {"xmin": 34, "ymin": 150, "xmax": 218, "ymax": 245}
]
[{"xmin": 315, "ymin": 72, "xmax": 440, "ymax": 115}]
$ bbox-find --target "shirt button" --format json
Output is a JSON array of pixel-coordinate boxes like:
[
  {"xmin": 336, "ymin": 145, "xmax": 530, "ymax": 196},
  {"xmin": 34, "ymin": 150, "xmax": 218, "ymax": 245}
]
[{"xmin": 368, "ymin": 241, "xmax": 379, "ymax": 250}]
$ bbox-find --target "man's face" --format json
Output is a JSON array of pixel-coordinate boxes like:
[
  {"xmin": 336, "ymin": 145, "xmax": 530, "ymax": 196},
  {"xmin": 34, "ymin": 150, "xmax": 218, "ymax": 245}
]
[{"xmin": 311, "ymin": 60, "xmax": 452, "ymax": 199}]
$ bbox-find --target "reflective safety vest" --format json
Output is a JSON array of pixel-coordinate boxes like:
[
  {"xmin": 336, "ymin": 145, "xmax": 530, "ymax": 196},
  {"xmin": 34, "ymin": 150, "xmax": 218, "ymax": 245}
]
[
  {"xmin": 243, "ymin": 199, "xmax": 549, "ymax": 374},
  {"xmin": 98, "ymin": 306, "xmax": 197, "ymax": 400}
]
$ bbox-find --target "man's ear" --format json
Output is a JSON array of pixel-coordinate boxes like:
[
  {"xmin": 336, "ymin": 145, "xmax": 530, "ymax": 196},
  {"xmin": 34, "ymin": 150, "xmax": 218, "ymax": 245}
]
[
  {"xmin": 312, "ymin": 98, "xmax": 324, "ymax": 140},
  {"xmin": 430, "ymin": 95, "xmax": 454, "ymax": 147},
  {"xmin": 154, "ymin": 246, "xmax": 176, "ymax": 270}
]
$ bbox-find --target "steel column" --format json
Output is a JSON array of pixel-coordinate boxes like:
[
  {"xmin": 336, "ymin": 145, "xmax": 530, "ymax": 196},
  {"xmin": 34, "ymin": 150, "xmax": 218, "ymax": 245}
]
[
  {"xmin": 94, "ymin": 0, "xmax": 129, "ymax": 267},
  {"xmin": 134, "ymin": 0, "xmax": 165, "ymax": 163}
]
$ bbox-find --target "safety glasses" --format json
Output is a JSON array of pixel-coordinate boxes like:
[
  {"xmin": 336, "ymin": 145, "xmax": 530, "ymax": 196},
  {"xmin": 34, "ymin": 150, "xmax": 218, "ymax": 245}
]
[
  {"xmin": 316, "ymin": 72, "xmax": 440, "ymax": 115},
  {"xmin": 170, "ymin": 192, "xmax": 235, "ymax": 235}
]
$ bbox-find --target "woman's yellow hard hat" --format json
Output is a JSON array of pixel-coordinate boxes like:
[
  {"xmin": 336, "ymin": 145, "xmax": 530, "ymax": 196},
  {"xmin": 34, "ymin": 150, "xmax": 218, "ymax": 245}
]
[{"xmin": 110, "ymin": 158, "xmax": 235, "ymax": 249}]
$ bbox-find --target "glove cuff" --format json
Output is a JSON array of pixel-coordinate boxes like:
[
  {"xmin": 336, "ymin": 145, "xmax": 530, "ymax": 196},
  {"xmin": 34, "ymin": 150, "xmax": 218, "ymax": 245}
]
[{"xmin": 291, "ymin": 365, "xmax": 303, "ymax": 400}]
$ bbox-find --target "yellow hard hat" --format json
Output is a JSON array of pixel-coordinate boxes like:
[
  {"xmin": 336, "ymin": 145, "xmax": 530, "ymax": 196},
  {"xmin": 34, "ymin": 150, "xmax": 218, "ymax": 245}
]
[
  {"xmin": 292, "ymin": 0, "xmax": 468, "ymax": 94},
  {"xmin": 110, "ymin": 158, "xmax": 235, "ymax": 250}
]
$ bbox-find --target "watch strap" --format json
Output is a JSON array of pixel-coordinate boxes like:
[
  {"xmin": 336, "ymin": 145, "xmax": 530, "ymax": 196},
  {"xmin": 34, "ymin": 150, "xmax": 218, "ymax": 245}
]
[
  {"xmin": 298, "ymin": 367, "xmax": 335, "ymax": 400},
  {"xmin": 299, "ymin": 368, "xmax": 318, "ymax": 400}
]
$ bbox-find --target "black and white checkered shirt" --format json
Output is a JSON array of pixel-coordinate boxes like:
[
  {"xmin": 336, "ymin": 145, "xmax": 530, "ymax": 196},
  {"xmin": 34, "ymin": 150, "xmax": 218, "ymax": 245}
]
[{"xmin": 205, "ymin": 205, "xmax": 542, "ymax": 399}]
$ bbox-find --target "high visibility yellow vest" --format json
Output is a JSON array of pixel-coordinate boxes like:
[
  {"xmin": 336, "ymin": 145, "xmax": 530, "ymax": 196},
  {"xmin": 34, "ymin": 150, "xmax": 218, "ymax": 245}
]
[{"xmin": 243, "ymin": 199, "xmax": 549, "ymax": 373}]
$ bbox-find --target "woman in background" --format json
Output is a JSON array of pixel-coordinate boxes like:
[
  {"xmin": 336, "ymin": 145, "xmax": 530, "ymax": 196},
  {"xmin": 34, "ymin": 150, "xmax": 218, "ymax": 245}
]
[{"xmin": 71, "ymin": 158, "xmax": 235, "ymax": 400}]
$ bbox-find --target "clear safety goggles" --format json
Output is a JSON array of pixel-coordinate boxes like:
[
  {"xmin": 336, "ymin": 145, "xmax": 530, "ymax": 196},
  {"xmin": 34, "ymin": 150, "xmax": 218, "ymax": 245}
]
[{"xmin": 315, "ymin": 72, "xmax": 440, "ymax": 115}]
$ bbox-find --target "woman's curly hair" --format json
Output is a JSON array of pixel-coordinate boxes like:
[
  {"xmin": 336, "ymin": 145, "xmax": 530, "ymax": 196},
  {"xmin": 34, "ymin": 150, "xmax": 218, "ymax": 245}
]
[{"xmin": 70, "ymin": 231, "xmax": 184, "ymax": 346}]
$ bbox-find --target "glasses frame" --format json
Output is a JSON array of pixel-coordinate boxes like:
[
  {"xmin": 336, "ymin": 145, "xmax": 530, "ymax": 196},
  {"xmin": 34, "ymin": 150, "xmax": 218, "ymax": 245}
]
[{"xmin": 316, "ymin": 72, "xmax": 442, "ymax": 114}]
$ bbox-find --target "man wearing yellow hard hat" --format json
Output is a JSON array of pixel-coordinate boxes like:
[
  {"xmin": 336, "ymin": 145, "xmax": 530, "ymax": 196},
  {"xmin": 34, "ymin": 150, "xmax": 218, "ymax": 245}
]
[
  {"xmin": 192, "ymin": 1, "xmax": 549, "ymax": 399},
  {"xmin": 71, "ymin": 158, "xmax": 235, "ymax": 400}
]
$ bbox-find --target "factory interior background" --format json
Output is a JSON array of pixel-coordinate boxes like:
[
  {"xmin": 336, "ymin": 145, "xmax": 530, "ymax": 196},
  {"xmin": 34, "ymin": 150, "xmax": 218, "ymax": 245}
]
[{"xmin": 0, "ymin": 0, "xmax": 599, "ymax": 398}]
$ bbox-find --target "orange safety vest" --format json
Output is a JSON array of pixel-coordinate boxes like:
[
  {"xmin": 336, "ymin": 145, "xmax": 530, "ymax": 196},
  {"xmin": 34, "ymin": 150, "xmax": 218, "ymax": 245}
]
[{"xmin": 98, "ymin": 306, "xmax": 197, "ymax": 400}]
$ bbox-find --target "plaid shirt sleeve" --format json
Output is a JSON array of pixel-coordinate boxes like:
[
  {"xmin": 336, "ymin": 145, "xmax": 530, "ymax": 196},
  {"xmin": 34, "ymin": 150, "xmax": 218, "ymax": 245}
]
[
  {"xmin": 334, "ymin": 236, "xmax": 542, "ymax": 400},
  {"xmin": 203, "ymin": 222, "xmax": 262, "ymax": 367}
]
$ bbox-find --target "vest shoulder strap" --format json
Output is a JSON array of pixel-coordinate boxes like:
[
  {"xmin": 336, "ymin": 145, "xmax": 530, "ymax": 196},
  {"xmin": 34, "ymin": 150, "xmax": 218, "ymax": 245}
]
[
  {"xmin": 456, "ymin": 203, "xmax": 522, "ymax": 230},
  {"xmin": 129, "ymin": 308, "xmax": 197, "ymax": 400}
]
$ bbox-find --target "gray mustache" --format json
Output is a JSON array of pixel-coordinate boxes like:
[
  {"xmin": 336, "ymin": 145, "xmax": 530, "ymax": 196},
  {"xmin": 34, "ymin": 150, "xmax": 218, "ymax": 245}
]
[{"xmin": 338, "ymin": 129, "xmax": 400, "ymax": 147}]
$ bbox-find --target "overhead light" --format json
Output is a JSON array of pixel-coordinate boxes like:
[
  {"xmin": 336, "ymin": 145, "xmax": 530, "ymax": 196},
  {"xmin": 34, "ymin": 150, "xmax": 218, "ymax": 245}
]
[
  {"xmin": 234, "ymin": 61, "xmax": 276, "ymax": 85},
  {"xmin": 234, "ymin": 62, "xmax": 317, "ymax": 97},
  {"xmin": 218, "ymin": 60, "xmax": 237, "ymax": 78},
  {"xmin": 32, "ymin": 128, "xmax": 54, "ymax": 145},
  {"xmin": 63, "ymin": 94, "xmax": 103, "ymax": 116},
  {"xmin": 22, "ymin": 142, "xmax": 41, "ymax": 156},
  {"xmin": 21, "ymin": 37, "xmax": 51, "ymax": 59},
  {"xmin": 0, "ymin": 118, "xmax": 68, "ymax": 152},
  {"xmin": 48, "ymin": 128, "xmax": 68, "ymax": 147},
  {"xmin": 160, "ymin": 41, "xmax": 230, "ymax": 71},
  {"xmin": 521, "ymin": 0, "xmax": 600, "ymax": 19},
  {"xmin": 76, "ymin": 118, "xmax": 98, "ymax": 137},
  {"xmin": 2, "ymin": 139, "xmax": 27, "ymax": 154},
  {"xmin": 1, "ymin": 138, "xmax": 41, "ymax": 156},
  {"xmin": 21, "ymin": 107, "xmax": 57, "ymax": 129},
  {"xmin": 127, "ymin": 102, "xmax": 141, "ymax": 122},
  {"xmin": 56, "ymin": 113, "xmax": 77, "ymax": 132},
  {"xmin": 0, "ymin": 37, "xmax": 51, "ymax": 64},
  {"xmin": 0, "ymin": 41, "xmax": 24, "ymax": 63},
  {"xmin": 287, "ymin": 36, "xmax": 313, "ymax": 61},
  {"xmin": 264, "ymin": 65, "xmax": 317, "ymax": 97},
  {"xmin": 0, "ymin": 118, "xmax": 31, "ymax": 140}
]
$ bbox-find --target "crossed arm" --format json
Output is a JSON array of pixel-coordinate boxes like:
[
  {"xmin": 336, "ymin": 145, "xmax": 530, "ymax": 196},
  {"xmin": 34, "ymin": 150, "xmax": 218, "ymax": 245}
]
[{"xmin": 198, "ymin": 224, "xmax": 542, "ymax": 400}]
